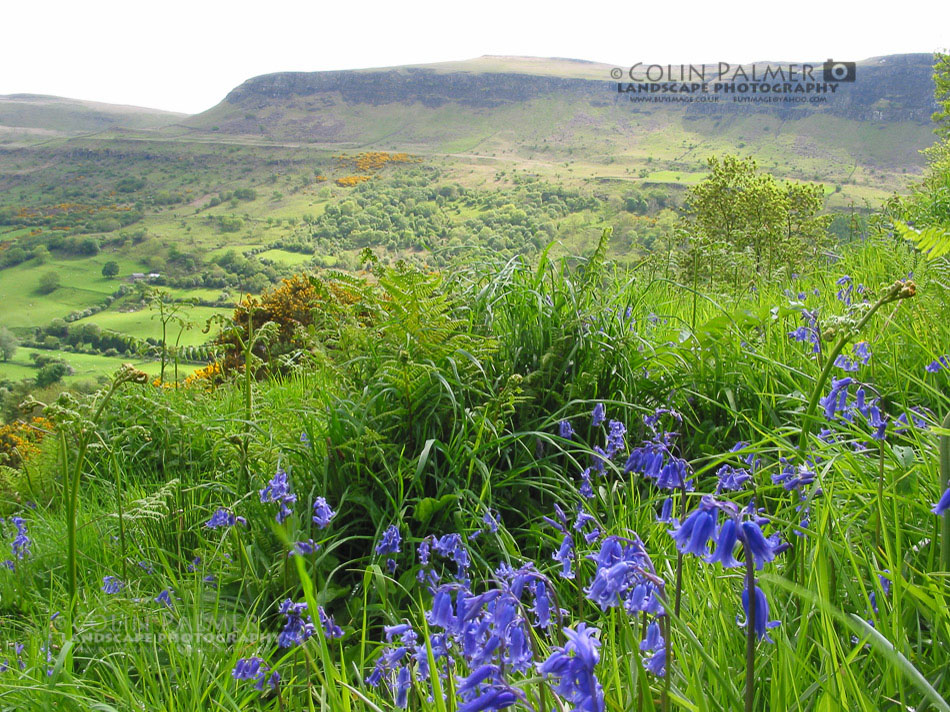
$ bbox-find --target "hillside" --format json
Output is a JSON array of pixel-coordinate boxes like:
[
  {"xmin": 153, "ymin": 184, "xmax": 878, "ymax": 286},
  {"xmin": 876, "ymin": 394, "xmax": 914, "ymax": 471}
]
[
  {"xmin": 0, "ymin": 94, "xmax": 185, "ymax": 145},
  {"xmin": 183, "ymin": 54, "xmax": 936, "ymax": 174}
]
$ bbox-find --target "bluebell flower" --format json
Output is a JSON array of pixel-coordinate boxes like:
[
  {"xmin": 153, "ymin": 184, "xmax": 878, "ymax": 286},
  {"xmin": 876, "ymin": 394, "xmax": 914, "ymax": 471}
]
[
  {"xmin": 788, "ymin": 309, "xmax": 820, "ymax": 353},
  {"xmin": 156, "ymin": 589, "xmax": 173, "ymax": 608},
  {"xmin": 102, "ymin": 576, "xmax": 123, "ymax": 594},
  {"xmin": 233, "ymin": 657, "xmax": 279, "ymax": 691},
  {"xmin": 591, "ymin": 403, "xmax": 606, "ymax": 427},
  {"xmin": 538, "ymin": 623, "xmax": 605, "ymax": 712},
  {"xmin": 574, "ymin": 507, "xmax": 596, "ymax": 532},
  {"xmin": 205, "ymin": 508, "xmax": 246, "ymax": 528},
  {"xmin": 738, "ymin": 581, "xmax": 780, "ymax": 642},
  {"xmin": 644, "ymin": 646, "xmax": 666, "ymax": 677},
  {"xmin": 9, "ymin": 517, "xmax": 30, "ymax": 559},
  {"xmin": 932, "ymin": 486, "xmax": 950, "ymax": 516},
  {"xmin": 259, "ymin": 468, "xmax": 296, "ymax": 523},
  {"xmin": 715, "ymin": 464, "xmax": 752, "ymax": 493},
  {"xmin": 312, "ymin": 497, "xmax": 336, "ymax": 529},
  {"xmin": 531, "ymin": 578, "xmax": 553, "ymax": 629},
  {"xmin": 867, "ymin": 406, "xmax": 888, "ymax": 440},
  {"xmin": 579, "ymin": 468, "xmax": 595, "ymax": 499},
  {"xmin": 853, "ymin": 341, "xmax": 871, "ymax": 364},
  {"xmin": 707, "ymin": 518, "xmax": 740, "ymax": 568},
  {"xmin": 457, "ymin": 664, "xmax": 499, "ymax": 697},
  {"xmin": 277, "ymin": 599, "xmax": 316, "ymax": 647},
  {"xmin": 657, "ymin": 497, "xmax": 674, "ymax": 523},
  {"xmin": 669, "ymin": 499, "xmax": 718, "ymax": 558},
  {"xmin": 836, "ymin": 275, "xmax": 853, "ymax": 305},
  {"xmin": 926, "ymin": 356, "xmax": 949, "ymax": 373},
  {"xmin": 586, "ymin": 536, "xmax": 659, "ymax": 613},
  {"xmin": 318, "ymin": 606, "xmax": 344, "ymax": 639},
  {"xmin": 458, "ymin": 687, "xmax": 520, "ymax": 712},
  {"xmin": 137, "ymin": 561, "xmax": 155, "ymax": 574},
  {"xmin": 738, "ymin": 520, "xmax": 779, "ymax": 570},
  {"xmin": 559, "ymin": 420, "xmax": 575, "ymax": 439},
  {"xmin": 553, "ymin": 534, "xmax": 575, "ymax": 579},
  {"xmin": 391, "ymin": 625, "xmax": 420, "ymax": 650},
  {"xmin": 289, "ymin": 539, "xmax": 320, "ymax": 556},
  {"xmin": 772, "ymin": 460, "xmax": 815, "ymax": 491},
  {"xmin": 428, "ymin": 588, "xmax": 457, "ymax": 629},
  {"xmin": 820, "ymin": 377, "xmax": 854, "ymax": 420},
  {"xmin": 376, "ymin": 525, "xmax": 402, "ymax": 556},
  {"xmin": 605, "ymin": 420, "xmax": 626, "ymax": 458},
  {"xmin": 395, "ymin": 663, "xmax": 411, "ymax": 707},
  {"xmin": 834, "ymin": 355, "xmax": 859, "ymax": 372},
  {"xmin": 639, "ymin": 621, "xmax": 664, "ymax": 653}
]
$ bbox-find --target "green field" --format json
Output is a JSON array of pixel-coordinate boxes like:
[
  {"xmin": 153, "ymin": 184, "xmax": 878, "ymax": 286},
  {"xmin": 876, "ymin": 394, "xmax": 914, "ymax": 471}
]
[{"xmin": 0, "ymin": 346, "xmax": 162, "ymax": 383}]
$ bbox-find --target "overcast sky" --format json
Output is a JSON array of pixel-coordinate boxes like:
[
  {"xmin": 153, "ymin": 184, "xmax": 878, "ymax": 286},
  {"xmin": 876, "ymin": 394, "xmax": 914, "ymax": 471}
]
[{"xmin": 1, "ymin": 0, "xmax": 947, "ymax": 114}]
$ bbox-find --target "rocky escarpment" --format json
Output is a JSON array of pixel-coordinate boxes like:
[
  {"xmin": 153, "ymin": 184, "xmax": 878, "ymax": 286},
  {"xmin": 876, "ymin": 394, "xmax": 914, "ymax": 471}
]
[
  {"xmin": 224, "ymin": 67, "xmax": 610, "ymax": 109},
  {"xmin": 219, "ymin": 54, "xmax": 936, "ymax": 123}
]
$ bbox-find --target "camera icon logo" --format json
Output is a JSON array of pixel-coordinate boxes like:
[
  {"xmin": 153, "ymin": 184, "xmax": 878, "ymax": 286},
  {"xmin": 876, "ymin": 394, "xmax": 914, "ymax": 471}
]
[{"xmin": 823, "ymin": 59, "xmax": 856, "ymax": 82}]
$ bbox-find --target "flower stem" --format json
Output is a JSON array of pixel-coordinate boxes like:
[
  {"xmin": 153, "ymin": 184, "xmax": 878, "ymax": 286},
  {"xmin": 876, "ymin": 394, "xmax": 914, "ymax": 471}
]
[
  {"xmin": 940, "ymin": 410, "xmax": 950, "ymax": 571},
  {"xmin": 745, "ymin": 556, "xmax": 757, "ymax": 712}
]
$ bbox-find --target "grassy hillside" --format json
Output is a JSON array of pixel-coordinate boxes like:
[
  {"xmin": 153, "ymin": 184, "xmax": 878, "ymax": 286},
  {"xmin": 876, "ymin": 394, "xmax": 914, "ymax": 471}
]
[{"xmin": 0, "ymin": 95, "xmax": 185, "ymax": 147}]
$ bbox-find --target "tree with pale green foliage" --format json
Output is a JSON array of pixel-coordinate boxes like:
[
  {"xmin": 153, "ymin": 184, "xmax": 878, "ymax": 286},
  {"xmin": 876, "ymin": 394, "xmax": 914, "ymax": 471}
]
[
  {"xmin": 38, "ymin": 271, "xmax": 61, "ymax": 294},
  {"xmin": 0, "ymin": 326, "xmax": 18, "ymax": 361},
  {"xmin": 678, "ymin": 155, "xmax": 830, "ymax": 289}
]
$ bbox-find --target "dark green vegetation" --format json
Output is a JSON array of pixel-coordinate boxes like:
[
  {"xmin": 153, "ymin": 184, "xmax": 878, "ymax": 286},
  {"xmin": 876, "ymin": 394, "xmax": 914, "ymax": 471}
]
[{"xmin": 0, "ymin": 53, "xmax": 949, "ymax": 711}]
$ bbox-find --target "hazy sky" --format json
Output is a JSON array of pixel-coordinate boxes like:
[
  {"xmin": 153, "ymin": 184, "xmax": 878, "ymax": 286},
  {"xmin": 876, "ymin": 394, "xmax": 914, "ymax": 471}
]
[{"xmin": 2, "ymin": 0, "xmax": 947, "ymax": 114}]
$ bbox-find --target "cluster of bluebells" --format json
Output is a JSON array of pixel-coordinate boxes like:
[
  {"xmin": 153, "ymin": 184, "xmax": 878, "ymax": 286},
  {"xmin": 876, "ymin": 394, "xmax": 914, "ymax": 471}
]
[
  {"xmin": 819, "ymin": 378, "xmax": 891, "ymax": 443},
  {"xmin": 274, "ymin": 598, "xmax": 342, "ymax": 647},
  {"xmin": 788, "ymin": 308, "xmax": 821, "ymax": 354},
  {"xmin": 1, "ymin": 516, "xmax": 31, "ymax": 569},
  {"xmin": 584, "ymin": 534, "xmax": 667, "ymax": 676},
  {"xmin": 233, "ymin": 656, "xmax": 280, "ymax": 692},
  {"xmin": 376, "ymin": 525, "xmax": 402, "ymax": 573},
  {"xmin": 715, "ymin": 442, "xmax": 760, "ymax": 494},
  {"xmin": 102, "ymin": 576, "xmax": 124, "ymax": 595},
  {"xmin": 206, "ymin": 508, "xmax": 246, "ymax": 529},
  {"xmin": 623, "ymin": 409, "xmax": 692, "ymax": 492},
  {"xmin": 772, "ymin": 457, "xmax": 820, "ymax": 534},
  {"xmin": 669, "ymin": 496, "xmax": 786, "ymax": 642},
  {"xmin": 834, "ymin": 275, "xmax": 867, "ymax": 308},
  {"xmin": 0, "ymin": 643, "xmax": 25, "ymax": 674},
  {"xmin": 833, "ymin": 341, "xmax": 871, "ymax": 373},
  {"xmin": 367, "ymin": 547, "xmax": 602, "ymax": 712},
  {"xmin": 925, "ymin": 355, "xmax": 950, "ymax": 373},
  {"xmin": 259, "ymin": 468, "xmax": 297, "ymax": 524}
]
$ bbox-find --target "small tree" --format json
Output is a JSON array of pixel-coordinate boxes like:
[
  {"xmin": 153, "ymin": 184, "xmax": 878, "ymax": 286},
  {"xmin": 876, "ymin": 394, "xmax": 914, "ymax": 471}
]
[
  {"xmin": 678, "ymin": 155, "xmax": 830, "ymax": 289},
  {"xmin": 38, "ymin": 271, "xmax": 61, "ymax": 294},
  {"xmin": 35, "ymin": 361, "xmax": 70, "ymax": 388},
  {"xmin": 32, "ymin": 246, "xmax": 51, "ymax": 264},
  {"xmin": 102, "ymin": 261, "xmax": 120, "ymax": 279},
  {"xmin": 0, "ymin": 326, "xmax": 18, "ymax": 361}
]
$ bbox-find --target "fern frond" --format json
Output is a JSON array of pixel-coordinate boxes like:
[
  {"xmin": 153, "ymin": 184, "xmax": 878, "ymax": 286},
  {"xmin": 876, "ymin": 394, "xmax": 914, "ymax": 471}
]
[
  {"xmin": 895, "ymin": 221, "xmax": 950, "ymax": 260},
  {"xmin": 114, "ymin": 479, "xmax": 180, "ymax": 523}
]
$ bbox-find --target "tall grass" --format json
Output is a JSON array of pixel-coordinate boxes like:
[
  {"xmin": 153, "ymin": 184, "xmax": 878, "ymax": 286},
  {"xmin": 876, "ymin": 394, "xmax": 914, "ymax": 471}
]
[{"xmin": 1, "ymin": 234, "xmax": 948, "ymax": 710}]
